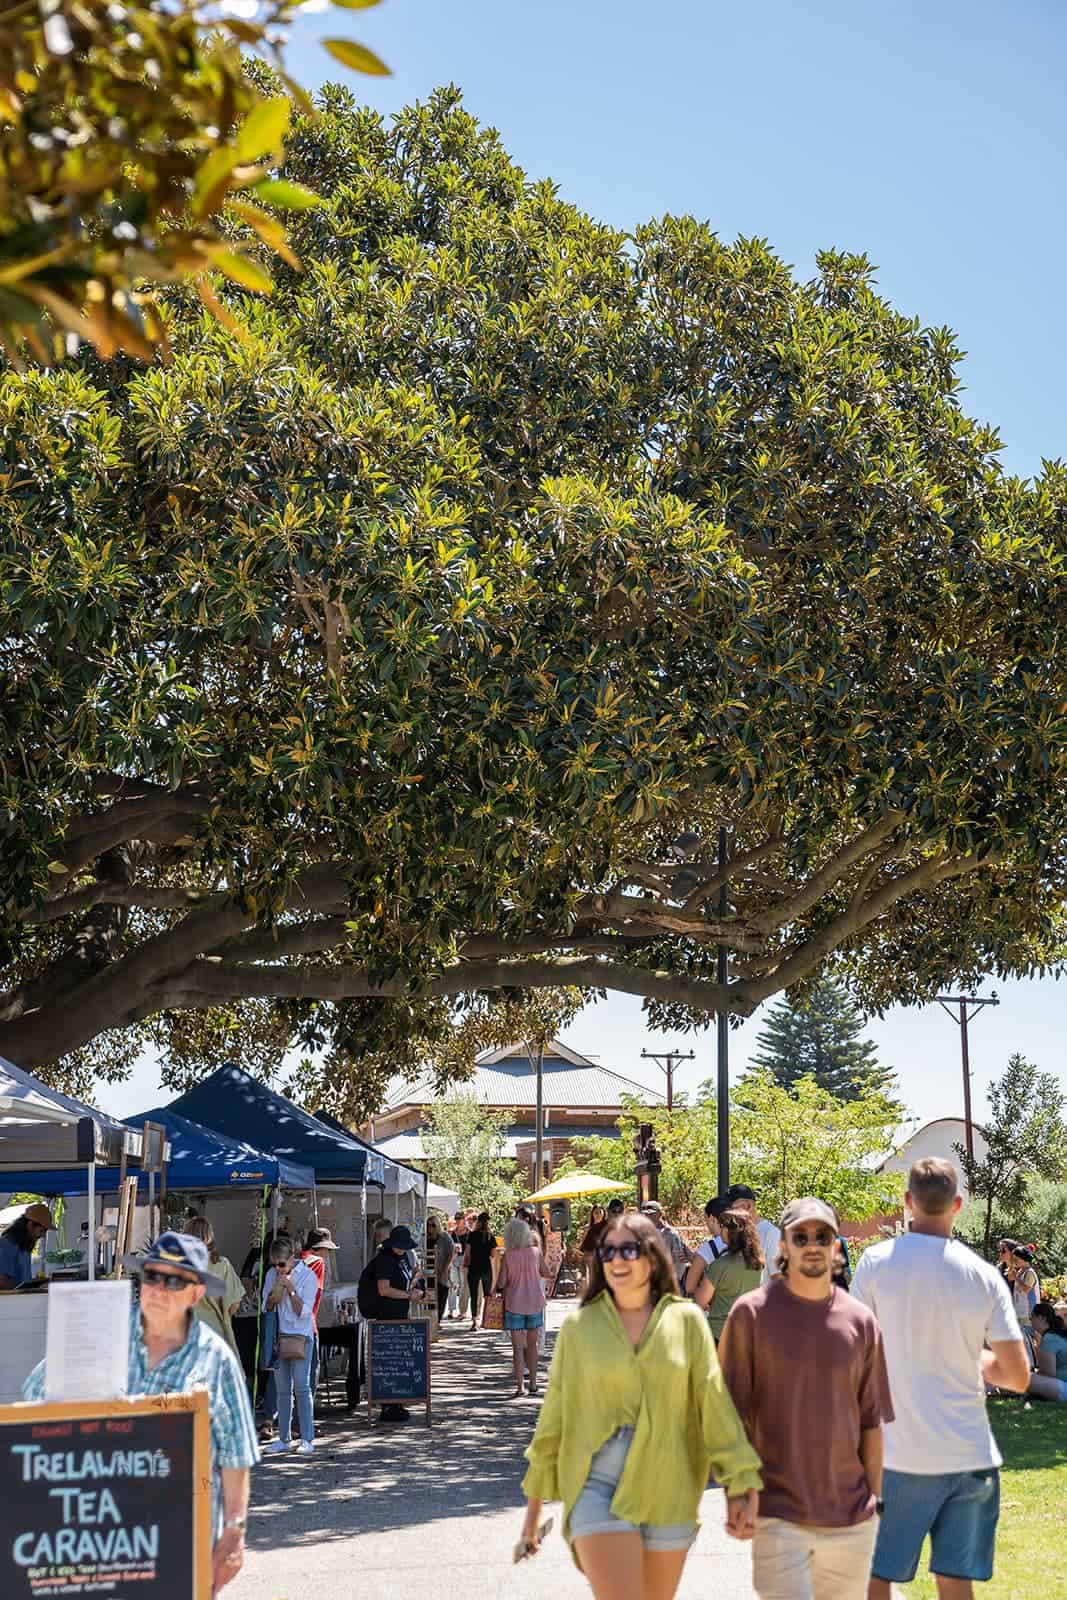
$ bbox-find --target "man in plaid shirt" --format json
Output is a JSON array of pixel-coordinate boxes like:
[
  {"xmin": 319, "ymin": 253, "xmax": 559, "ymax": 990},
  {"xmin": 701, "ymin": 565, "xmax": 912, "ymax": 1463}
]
[{"xmin": 24, "ymin": 1232, "xmax": 259, "ymax": 1594}]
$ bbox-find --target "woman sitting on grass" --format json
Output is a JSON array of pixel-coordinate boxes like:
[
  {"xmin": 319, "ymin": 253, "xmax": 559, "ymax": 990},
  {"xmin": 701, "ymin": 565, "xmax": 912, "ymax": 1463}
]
[{"xmin": 1027, "ymin": 1302, "xmax": 1067, "ymax": 1403}]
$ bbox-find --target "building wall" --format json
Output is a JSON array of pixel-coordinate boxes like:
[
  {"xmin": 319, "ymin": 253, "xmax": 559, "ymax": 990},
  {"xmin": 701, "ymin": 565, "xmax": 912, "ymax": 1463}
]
[
  {"xmin": 881, "ymin": 1118, "xmax": 988, "ymax": 1198},
  {"xmin": 514, "ymin": 1137, "xmax": 582, "ymax": 1188}
]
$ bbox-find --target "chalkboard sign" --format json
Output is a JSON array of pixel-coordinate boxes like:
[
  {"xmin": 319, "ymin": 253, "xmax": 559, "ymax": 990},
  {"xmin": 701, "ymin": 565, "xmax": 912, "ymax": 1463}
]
[
  {"xmin": 0, "ymin": 1392, "xmax": 211, "ymax": 1599},
  {"xmin": 366, "ymin": 1320, "xmax": 431, "ymax": 1425}
]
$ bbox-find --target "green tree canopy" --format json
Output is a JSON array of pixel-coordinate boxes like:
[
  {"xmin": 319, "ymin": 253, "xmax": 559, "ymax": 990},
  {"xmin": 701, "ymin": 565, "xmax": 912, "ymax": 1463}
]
[
  {"xmin": 563, "ymin": 1072, "xmax": 903, "ymax": 1224},
  {"xmin": 956, "ymin": 1177, "xmax": 1067, "ymax": 1276},
  {"xmin": 731, "ymin": 1068, "xmax": 904, "ymax": 1223},
  {"xmin": 956, "ymin": 1052, "xmax": 1067, "ymax": 1257},
  {"xmin": 749, "ymin": 977, "xmax": 896, "ymax": 1100},
  {"xmin": 421, "ymin": 1092, "xmax": 521, "ymax": 1225},
  {"xmin": 2, "ymin": 88, "xmax": 1067, "ymax": 1101}
]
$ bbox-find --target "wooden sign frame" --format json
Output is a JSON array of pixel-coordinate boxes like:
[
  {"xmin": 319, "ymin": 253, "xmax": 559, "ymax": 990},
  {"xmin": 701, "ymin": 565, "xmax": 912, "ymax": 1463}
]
[
  {"xmin": 365, "ymin": 1320, "xmax": 431, "ymax": 1427},
  {"xmin": 0, "ymin": 1390, "xmax": 212, "ymax": 1599},
  {"xmin": 113, "ymin": 1173, "xmax": 139, "ymax": 1274}
]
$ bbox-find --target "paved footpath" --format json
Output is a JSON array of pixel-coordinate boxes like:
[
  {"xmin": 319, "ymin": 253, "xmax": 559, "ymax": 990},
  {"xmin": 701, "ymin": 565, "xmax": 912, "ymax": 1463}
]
[{"xmin": 236, "ymin": 1298, "xmax": 756, "ymax": 1600}]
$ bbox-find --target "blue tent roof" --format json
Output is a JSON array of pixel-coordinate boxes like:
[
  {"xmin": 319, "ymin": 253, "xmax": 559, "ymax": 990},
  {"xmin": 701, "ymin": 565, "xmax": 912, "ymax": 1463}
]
[
  {"xmin": 129, "ymin": 1107, "xmax": 317, "ymax": 1191},
  {"xmin": 5, "ymin": 1106, "xmax": 316, "ymax": 1197},
  {"xmin": 166, "ymin": 1065, "xmax": 385, "ymax": 1186}
]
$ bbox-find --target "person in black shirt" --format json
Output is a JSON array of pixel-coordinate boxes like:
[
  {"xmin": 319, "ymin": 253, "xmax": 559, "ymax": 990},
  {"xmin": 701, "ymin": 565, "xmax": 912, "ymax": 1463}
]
[
  {"xmin": 374, "ymin": 1226, "xmax": 423, "ymax": 1422},
  {"xmin": 375, "ymin": 1226, "xmax": 421, "ymax": 1321},
  {"xmin": 463, "ymin": 1212, "xmax": 496, "ymax": 1330}
]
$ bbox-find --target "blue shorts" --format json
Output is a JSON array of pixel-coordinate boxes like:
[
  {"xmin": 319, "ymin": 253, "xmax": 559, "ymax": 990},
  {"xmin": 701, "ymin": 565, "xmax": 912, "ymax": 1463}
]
[
  {"xmin": 873, "ymin": 1467, "xmax": 1000, "ymax": 1584},
  {"xmin": 570, "ymin": 1428, "xmax": 697, "ymax": 1552},
  {"xmin": 504, "ymin": 1310, "xmax": 544, "ymax": 1331}
]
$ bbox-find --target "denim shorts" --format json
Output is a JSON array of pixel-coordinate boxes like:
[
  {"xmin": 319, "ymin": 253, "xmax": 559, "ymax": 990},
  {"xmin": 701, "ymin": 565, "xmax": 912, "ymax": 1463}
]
[
  {"xmin": 570, "ymin": 1427, "xmax": 697, "ymax": 1551},
  {"xmin": 504, "ymin": 1310, "xmax": 544, "ymax": 1330},
  {"xmin": 872, "ymin": 1467, "xmax": 1000, "ymax": 1584}
]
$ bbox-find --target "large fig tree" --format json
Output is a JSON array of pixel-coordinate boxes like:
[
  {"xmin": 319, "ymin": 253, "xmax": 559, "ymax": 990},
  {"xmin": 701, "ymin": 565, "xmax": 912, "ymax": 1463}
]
[{"xmin": 1, "ymin": 87, "xmax": 1065, "ymax": 1113}]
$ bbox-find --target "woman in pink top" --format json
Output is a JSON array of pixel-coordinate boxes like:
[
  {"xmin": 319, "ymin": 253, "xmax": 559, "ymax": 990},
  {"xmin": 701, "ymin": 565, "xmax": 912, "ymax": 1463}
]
[{"xmin": 497, "ymin": 1217, "xmax": 554, "ymax": 1397}]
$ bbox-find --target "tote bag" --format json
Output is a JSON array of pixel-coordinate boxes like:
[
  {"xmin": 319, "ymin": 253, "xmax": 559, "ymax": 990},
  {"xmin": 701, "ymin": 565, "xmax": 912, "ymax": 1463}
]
[{"xmin": 481, "ymin": 1292, "xmax": 505, "ymax": 1331}]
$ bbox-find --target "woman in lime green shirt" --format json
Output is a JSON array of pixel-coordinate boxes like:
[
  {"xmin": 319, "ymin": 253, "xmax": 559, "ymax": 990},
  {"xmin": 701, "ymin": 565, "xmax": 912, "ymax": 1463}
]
[{"xmin": 518, "ymin": 1211, "xmax": 762, "ymax": 1599}]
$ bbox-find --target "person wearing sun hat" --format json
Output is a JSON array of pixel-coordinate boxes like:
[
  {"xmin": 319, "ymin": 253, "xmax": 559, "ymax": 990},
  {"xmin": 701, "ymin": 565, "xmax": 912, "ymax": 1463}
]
[
  {"xmin": 22, "ymin": 1231, "xmax": 259, "ymax": 1596},
  {"xmin": 0, "ymin": 1200, "xmax": 52, "ymax": 1289}
]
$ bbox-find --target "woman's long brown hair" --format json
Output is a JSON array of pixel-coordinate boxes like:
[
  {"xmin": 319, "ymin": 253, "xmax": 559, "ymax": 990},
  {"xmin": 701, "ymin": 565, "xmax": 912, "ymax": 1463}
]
[
  {"xmin": 580, "ymin": 1211, "xmax": 679, "ymax": 1307},
  {"xmin": 719, "ymin": 1208, "xmax": 764, "ymax": 1272},
  {"xmin": 185, "ymin": 1214, "xmax": 220, "ymax": 1265}
]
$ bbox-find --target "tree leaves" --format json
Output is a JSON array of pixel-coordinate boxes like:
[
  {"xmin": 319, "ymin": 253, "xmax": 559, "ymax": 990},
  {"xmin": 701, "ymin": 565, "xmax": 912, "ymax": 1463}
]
[
  {"xmin": 250, "ymin": 178, "xmax": 321, "ymax": 211},
  {"xmin": 0, "ymin": 0, "xmax": 389, "ymax": 361},
  {"xmin": 322, "ymin": 38, "xmax": 390, "ymax": 74},
  {"xmin": 210, "ymin": 250, "xmax": 275, "ymax": 295},
  {"xmin": 234, "ymin": 96, "xmax": 291, "ymax": 165}
]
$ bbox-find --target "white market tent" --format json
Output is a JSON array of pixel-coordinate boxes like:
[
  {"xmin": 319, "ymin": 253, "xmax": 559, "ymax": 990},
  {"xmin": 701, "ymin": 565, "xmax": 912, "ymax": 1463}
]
[
  {"xmin": 427, "ymin": 1180, "xmax": 460, "ymax": 1215},
  {"xmin": 0, "ymin": 1054, "xmax": 142, "ymax": 1172},
  {"xmin": 0, "ymin": 1054, "xmax": 147, "ymax": 1281}
]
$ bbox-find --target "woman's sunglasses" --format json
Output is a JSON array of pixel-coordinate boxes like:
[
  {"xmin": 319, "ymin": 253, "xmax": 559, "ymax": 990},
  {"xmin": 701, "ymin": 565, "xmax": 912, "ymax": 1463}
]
[
  {"xmin": 141, "ymin": 1267, "xmax": 198, "ymax": 1292},
  {"xmin": 789, "ymin": 1229, "xmax": 835, "ymax": 1248},
  {"xmin": 598, "ymin": 1242, "xmax": 645, "ymax": 1262}
]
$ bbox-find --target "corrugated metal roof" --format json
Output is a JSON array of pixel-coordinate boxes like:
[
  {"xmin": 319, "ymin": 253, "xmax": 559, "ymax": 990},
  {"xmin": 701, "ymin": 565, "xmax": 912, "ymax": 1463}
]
[
  {"xmin": 381, "ymin": 1054, "xmax": 665, "ymax": 1113},
  {"xmin": 373, "ymin": 1123, "xmax": 623, "ymax": 1160}
]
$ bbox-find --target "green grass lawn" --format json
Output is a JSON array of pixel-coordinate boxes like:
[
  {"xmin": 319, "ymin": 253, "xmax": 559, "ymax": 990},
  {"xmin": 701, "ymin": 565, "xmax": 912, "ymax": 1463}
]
[{"xmin": 901, "ymin": 1400, "xmax": 1067, "ymax": 1599}]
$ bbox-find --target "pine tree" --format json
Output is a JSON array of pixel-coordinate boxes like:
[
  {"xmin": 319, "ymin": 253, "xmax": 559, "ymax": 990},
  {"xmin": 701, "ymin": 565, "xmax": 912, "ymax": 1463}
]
[{"xmin": 750, "ymin": 979, "xmax": 896, "ymax": 1101}]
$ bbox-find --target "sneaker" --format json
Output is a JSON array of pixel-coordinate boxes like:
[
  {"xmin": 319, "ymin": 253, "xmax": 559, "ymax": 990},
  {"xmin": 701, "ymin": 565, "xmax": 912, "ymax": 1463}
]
[
  {"xmin": 298, "ymin": 1440, "xmax": 314, "ymax": 1456},
  {"xmin": 263, "ymin": 1440, "xmax": 290, "ymax": 1456}
]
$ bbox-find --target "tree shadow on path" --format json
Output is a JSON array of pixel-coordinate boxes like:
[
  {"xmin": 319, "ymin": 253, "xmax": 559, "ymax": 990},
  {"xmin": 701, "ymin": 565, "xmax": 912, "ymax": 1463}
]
[{"xmin": 247, "ymin": 1316, "xmax": 563, "ymax": 1550}]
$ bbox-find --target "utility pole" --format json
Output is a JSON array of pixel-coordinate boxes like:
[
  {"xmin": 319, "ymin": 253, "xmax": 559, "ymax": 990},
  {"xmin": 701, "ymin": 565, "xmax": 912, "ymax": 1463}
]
[
  {"xmin": 641, "ymin": 1048, "xmax": 695, "ymax": 1112},
  {"xmin": 935, "ymin": 993, "xmax": 999, "ymax": 1162},
  {"xmin": 716, "ymin": 826, "xmax": 730, "ymax": 1192}
]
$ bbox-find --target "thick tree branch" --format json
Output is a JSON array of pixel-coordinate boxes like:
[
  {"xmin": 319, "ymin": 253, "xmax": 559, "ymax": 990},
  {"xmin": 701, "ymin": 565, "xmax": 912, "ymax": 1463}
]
[
  {"xmin": 683, "ymin": 838, "xmax": 785, "ymax": 910},
  {"xmin": 23, "ymin": 883, "xmax": 215, "ymax": 926},
  {"xmin": 576, "ymin": 889, "xmax": 763, "ymax": 948},
  {"xmin": 739, "ymin": 852, "xmax": 994, "ymax": 1006},
  {"xmin": 153, "ymin": 954, "xmax": 742, "ymax": 1016},
  {"xmin": 57, "ymin": 791, "xmax": 212, "ymax": 875},
  {"xmin": 749, "ymin": 812, "xmax": 905, "ymax": 936}
]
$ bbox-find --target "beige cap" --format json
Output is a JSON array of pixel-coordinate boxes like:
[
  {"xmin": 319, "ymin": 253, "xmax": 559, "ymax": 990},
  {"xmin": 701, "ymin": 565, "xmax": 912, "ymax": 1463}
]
[{"xmin": 780, "ymin": 1197, "xmax": 839, "ymax": 1233}]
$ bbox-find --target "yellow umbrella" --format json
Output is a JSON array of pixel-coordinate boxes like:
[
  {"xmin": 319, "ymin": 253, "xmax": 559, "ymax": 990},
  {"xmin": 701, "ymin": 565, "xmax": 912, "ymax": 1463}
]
[{"xmin": 525, "ymin": 1171, "xmax": 631, "ymax": 1203}]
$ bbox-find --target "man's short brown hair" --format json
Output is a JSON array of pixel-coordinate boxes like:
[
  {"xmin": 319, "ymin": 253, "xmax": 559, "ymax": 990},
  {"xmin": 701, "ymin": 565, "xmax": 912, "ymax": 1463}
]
[{"xmin": 907, "ymin": 1157, "xmax": 959, "ymax": 1215}]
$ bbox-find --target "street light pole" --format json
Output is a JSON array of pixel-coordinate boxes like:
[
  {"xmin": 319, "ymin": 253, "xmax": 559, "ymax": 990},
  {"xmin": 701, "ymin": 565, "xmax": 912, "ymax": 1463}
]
[
  {"xmin": 531, "ymin": 1038, "xmax": 545, "ymax": 1189},
  {"xmin": 641, "ymin": 1048, "xmax": 695, "ymax": 1112},
  {"xmin": 716, "ymin": 826, "xmax": 730, "ymax": 1193},
  {"xmin": 935, "ymin": 993, "xmax": 999, "ymax": 1162}
]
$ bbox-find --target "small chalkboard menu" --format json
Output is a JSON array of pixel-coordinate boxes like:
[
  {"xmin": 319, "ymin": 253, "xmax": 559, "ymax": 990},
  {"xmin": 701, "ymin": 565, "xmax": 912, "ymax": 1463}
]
[
  {"xmin": 0, "ymin": 1392, "xmax": 211, "ymax": 1599},
  {"xmin": 366, "ymin": 1320, "xmax": 431, "ymax": 1425}
]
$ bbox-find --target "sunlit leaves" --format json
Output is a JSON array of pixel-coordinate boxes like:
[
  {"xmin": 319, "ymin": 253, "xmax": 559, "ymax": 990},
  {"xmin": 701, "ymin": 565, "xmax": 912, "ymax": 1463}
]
[{"xmin": 0, "ymin": 0, "xmax": 389, "ymax": 361}]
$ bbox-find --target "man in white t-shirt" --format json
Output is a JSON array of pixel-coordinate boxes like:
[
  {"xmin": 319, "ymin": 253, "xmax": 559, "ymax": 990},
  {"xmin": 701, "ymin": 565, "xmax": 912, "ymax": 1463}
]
[
  {"xmin": 851, "ymin": 1157, "xmax": 1029, "ymax": 1600},
  {"xmin": 727, "ymin": 1184, "xmax": 781, "ymax": 1283}
]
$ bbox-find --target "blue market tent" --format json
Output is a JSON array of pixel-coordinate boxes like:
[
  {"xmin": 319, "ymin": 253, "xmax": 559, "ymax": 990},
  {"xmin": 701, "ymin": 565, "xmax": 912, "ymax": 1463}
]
[
  {"xmin": 4, "ymin": 1106, "xmax": 315, "ymax": 1197},
  {"xmin": 314, "ymin": 1109, "xmax": 425, "ymax": 1198},
  {"xmin": 166, "ymin": 1065, "xmax": 388, "ymax": 1187}
]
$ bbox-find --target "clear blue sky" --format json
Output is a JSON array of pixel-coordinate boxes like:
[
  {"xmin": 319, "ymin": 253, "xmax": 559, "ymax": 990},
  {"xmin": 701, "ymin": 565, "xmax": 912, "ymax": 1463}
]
[{"xmin": 99, "ymin": 0, "xmax": 1067, "ymax": 1128}]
